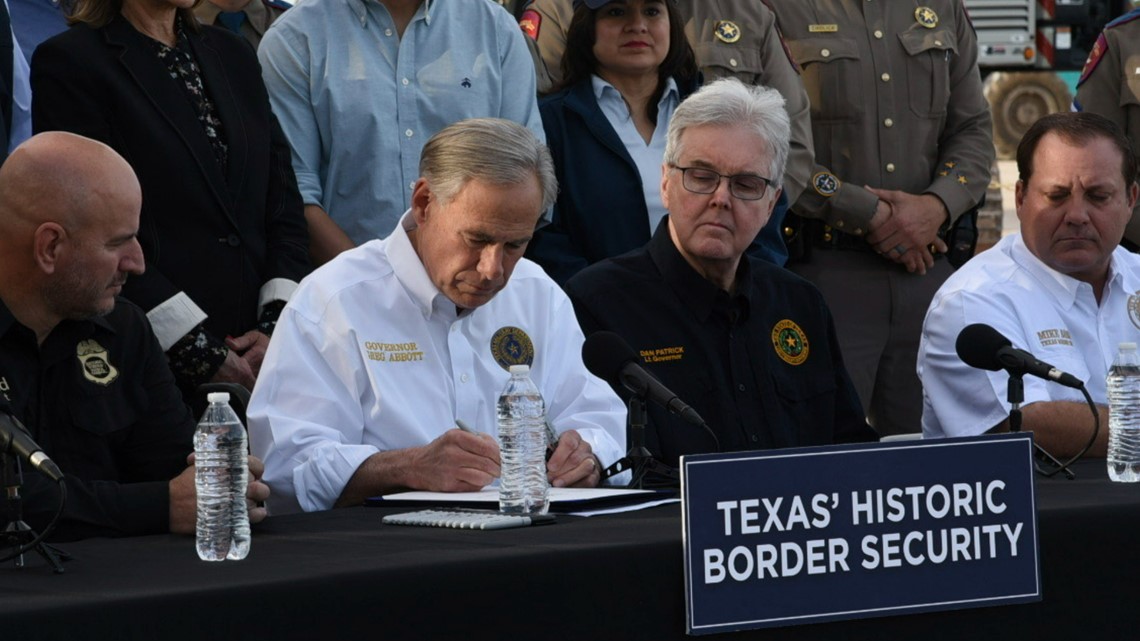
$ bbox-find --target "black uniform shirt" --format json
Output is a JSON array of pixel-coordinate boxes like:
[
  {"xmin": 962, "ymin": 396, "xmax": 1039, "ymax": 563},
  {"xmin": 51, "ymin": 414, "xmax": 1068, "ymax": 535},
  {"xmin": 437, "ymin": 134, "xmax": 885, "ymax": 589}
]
[
  {"xmin": 0, "ymin": 298, "xmax": 195, "ymax": 541},
  {"xmin": 564, "ymin": 219, "xmax": 875, "ymax": 469}
]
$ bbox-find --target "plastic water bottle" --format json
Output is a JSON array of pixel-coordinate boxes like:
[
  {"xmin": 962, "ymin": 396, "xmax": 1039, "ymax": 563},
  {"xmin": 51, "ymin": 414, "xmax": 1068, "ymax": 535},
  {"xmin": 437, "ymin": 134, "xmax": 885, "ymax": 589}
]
[
  {"xmin": 194, "ymin": 392, "xmax": 251, "ymax": 560},
  {"xmin": 1107, "ymin": 342, "xmax": 1140, "ymax": 482},
  {"xmin": 497, "ymin": 365, "xmax": 550, "ymax": 514}
]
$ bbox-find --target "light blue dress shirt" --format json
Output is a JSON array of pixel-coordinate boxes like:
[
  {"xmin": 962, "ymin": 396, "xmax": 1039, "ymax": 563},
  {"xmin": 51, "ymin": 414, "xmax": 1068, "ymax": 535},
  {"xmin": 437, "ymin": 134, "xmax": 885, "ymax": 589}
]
[
  {"xmin": 5, "ymin": 0, "xmax": 30, "ymax": 153},
  {"xmin": 592, "ymin": 74, "xmax": 677, "ymax": 234},
  {"xmin": 258, "ymin": 0, "xmax": 544, "ymax": 244}
]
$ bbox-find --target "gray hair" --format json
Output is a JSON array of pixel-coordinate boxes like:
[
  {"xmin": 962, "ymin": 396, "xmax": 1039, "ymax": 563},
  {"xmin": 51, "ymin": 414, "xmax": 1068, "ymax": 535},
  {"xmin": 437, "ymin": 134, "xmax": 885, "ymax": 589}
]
[
  {"xmin": 419, "ymin": 118, "xmax": 557, "ymax": 212},
  {"xmin": 663, "ymin": 78, "xmax": 791, "ymax": 187}
]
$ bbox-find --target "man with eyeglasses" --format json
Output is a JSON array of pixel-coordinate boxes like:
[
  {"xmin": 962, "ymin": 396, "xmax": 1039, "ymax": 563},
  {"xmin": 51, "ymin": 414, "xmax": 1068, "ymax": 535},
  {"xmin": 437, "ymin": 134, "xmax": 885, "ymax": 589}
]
[{"xmin": 564, "ymin": 79, "xmax": 875, "ymax": 472}]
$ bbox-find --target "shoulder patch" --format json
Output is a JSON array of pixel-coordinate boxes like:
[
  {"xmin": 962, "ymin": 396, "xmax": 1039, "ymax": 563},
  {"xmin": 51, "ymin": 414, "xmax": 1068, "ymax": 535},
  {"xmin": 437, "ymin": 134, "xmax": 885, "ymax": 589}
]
[
  {"xmin": 759, "ymin": 0, "xmax": 801, "ymax": 74},
  {"xmin": 812, "ymin": 172, "xmax": 840, "ymax": 197},
  {"xmin": 1077, "ymin": 32, "xmax": 1109, "ymax": 87},
  {"xmin": 519, "ymin": 9, "xmax": 541, "ymax": 40},
  {"xmin": 1081, "ymin": 9, "xmax": 1140, "ymax": 87}
]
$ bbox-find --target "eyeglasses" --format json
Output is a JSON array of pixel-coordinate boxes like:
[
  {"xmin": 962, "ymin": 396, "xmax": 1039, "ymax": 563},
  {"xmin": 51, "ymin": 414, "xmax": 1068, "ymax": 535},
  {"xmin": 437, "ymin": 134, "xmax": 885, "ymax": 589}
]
[{"xmin": 671, "ymin": 165, "xmax": 774, "ymax": 201}]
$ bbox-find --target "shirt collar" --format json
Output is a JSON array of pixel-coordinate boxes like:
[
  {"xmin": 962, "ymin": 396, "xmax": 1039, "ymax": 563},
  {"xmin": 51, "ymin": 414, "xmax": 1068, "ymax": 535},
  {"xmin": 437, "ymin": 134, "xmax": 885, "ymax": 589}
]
[
  {"xmin": 1009, "ymin": 233, "xmax": 1118, "ymax": 310},
  {"xmin": 0, "ymin": 299, "xmax": 15, "ymax": 338},
  {"xmin": 196, "ymin": 0, "xmax": 272, "ymax": 36},
  {"xmin": 590, "ymin": 75, "xmax": 679, "ymax": 119},
  {"xmin": 0, "ymin": 297, "xmax": 116, "ymax": 346},
  {"xmin": 350, "ymin": 0, "xmax": 432, "ymax": 29},
  {"xmin": 646, "ymin": 217, "xmax": 751, "ymax": 323},
  {"xmin": 386, "ymin": 210, "xmax": 455, "ymax": 320}
]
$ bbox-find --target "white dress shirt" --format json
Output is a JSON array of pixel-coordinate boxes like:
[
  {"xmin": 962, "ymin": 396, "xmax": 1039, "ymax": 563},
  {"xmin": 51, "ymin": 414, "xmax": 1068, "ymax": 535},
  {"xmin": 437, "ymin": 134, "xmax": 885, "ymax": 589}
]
[
  {"xmin": 919, "ymin": 233, "xmax": 1140, "ymax": 438},
  {"xmin": 248, "ymin": 212, "xmax": 627, "ymax": 513}
]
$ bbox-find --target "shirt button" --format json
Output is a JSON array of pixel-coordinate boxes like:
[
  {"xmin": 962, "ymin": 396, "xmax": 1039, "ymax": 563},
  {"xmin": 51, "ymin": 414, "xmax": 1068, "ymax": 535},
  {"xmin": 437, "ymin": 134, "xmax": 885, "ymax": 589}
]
[
  {"xmin": 821, "ymin": 48, "xmax": 831, "ymax": 58},
  {"xmin": 934, "ymin": 40, "xmax": 943, "ymax": 47},
  {"xmin": 737, "ymin": 384, "xmax": 745, "ymax": 392},
  {"xmin": 884, "ymin": 118, "xmax": 894, "ymax": 127},
  {"xmin": 226, "ymin": 234, "xmax": 240, "ymax": 247},
  {"xmin": 729, "ymin": 58, "xmax": 738, "ymax": 67},
  {"xmin": 874, "ymin": 30, "xmax": 883, "ymax": 39},
  {"xmin": 750, "ymin": 435, "xmax": 759, "ymax": 442},
  {"xmin": 401, "ymin": 78, "xmax": 410, "ymax": 86},
  {"xmin": 853, "ymin": 228, "xmax": 864, "ymax": 235},
  {"xmin": 384, "ymin": 28, "xmax": 393, "ymax": 36},
  {"xmin": 886, "ymin": 163, "xmax": 896, "ymax": 173},
  {"xmin": 835, "ymin": 220, "xmax": 845, "ymax": 228},
  {"xmin": 405, "ymin": 129, "xmax": 414, "ymax": 138},
  {"xmin": 881, "ymin": 73, "xmax": 890, "ymax": 82},
  {"xmin": 460, "ymin": 374, "xmax": 469, "ymax": 383}
]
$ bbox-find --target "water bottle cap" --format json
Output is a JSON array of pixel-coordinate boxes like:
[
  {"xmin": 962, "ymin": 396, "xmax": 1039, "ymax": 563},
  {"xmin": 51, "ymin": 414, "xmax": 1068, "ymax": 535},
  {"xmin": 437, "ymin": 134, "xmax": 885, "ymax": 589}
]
[
  {"xmin": 509, "ymin": 364, "xmax": 530, "ymax": 375},
  {"xmin": 1121, "ymin": 342, "xmax": 1138, "ymax": 352},
  {"xmin": 207, "ymin": 392, "xmax": 231, "ymax": 403}
]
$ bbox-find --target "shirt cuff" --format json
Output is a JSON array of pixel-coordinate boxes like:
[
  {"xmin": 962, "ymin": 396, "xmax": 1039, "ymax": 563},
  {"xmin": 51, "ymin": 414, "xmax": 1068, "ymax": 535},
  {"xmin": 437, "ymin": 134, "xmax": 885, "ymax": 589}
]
[
  {"xmin": 259, "ymin": 278, "xmax": 299, "ymax": 315},
  {"xmin": 148, "ymin": 293, "xmax": 209, "ymax": 351},
  {"xmin": 295, "ymin": 444, "xmax": 381, "ymax": 513}
]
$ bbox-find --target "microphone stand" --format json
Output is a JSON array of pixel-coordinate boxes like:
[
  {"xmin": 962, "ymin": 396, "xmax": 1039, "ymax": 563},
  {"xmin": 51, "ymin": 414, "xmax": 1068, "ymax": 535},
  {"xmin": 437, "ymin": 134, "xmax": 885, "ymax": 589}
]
[
  {"xmin": 1, "ymin": 453, "xmax": 69, "ymax": 573},
  {"xmin": 625, "ymin": 398, "xmax": 652, "ymax": 489},
  {"xmin": 600, "ymin": 397, "xmax": 679, "ymax": 488},
  {"xmin": 1006, "ymin": 373, "xmax": 1076, "ymax": 480}
]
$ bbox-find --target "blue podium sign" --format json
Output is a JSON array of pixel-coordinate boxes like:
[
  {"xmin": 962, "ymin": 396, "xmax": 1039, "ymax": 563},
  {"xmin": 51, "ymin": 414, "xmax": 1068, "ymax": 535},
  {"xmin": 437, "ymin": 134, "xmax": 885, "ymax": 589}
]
[{"xmin": 681, "ymin": 433, "xmax": 1040, "ymax": 635}]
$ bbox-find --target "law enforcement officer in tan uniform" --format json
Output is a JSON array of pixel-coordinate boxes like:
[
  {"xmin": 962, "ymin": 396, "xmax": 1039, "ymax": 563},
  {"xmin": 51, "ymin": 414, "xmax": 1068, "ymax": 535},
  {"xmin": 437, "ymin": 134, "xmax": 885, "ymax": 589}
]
[
  {"xmin": 1074, "ymin": 7, "xmax": 1140, "ymax": 249},
  {"xmin": 519, "ymin": 0, "xmax": 814, "ymax": 206},
  {"xmin": 194, "ymin": 0, "xmax": 290, "ymax": 49},
  {"xmin": 766, "ymin": 0, "xmax": 993, "ymax": 436}
]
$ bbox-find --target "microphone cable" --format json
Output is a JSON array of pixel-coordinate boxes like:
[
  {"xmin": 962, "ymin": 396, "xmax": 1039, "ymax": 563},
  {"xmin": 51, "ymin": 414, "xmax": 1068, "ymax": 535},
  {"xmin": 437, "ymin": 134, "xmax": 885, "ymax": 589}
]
[
  {"xmin": 1034, "ymin": 384, "xmax": 1100, "ymax": 478},
  {"xmin": 0, "ymin": 477, "xmax": 67, "ymax": 566}
]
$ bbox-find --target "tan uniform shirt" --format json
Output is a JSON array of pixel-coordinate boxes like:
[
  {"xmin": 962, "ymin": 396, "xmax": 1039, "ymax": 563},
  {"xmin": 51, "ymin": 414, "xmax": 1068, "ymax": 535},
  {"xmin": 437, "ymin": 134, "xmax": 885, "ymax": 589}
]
[
  {"xmin": 521, "ymin": 0, "xmax": 814, "ymax": 203},
  {"xmin": 1075, "ymin": 10, "xmax": 1140, "ymax": 245},
  {"xmin": 767, "ymin": 0, "xmax": 992, "ymax": 235},
  {"xmin": 194, "ymin": 0, "xmax": 286, "ymax": 50}
]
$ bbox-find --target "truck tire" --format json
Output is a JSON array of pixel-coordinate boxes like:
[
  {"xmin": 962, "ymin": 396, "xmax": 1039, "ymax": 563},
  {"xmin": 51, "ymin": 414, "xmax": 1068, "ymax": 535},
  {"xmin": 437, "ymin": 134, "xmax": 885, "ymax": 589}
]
[{"xmin": 984, "ymin": 71, "xmax": 1072, "ymax": 159}]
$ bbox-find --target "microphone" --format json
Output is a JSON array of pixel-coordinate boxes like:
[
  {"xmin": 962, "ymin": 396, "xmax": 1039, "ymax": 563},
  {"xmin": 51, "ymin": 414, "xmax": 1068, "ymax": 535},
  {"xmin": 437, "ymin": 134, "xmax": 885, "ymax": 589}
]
[
  {"xmin": 955, "ymin": 323, "xmax": 1084, "ymax": 389},
  {"xmin": 0, "ymin": 408, "xmax": 64, "ymax": 483},
  {"xmin": 582, "ymin": 331, "xmax": 708, "ymax": 428}
]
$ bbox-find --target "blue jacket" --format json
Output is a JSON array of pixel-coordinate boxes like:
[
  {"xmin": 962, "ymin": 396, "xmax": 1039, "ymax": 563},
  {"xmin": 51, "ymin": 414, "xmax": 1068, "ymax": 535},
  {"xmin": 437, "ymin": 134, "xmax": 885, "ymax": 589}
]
[{"xmin": 527, "ymin": 75, "xmax": 788, "ymax": 285}]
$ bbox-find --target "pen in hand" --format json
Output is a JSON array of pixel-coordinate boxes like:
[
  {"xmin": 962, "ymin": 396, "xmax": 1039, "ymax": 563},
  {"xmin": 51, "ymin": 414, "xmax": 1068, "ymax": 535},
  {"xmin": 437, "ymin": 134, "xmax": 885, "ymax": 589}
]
[
  {"xmin": 459, "ymin": 418, "xmax": 557, "ymax": 462},
  {"xmin": 544, "ymin": 420, "xmax": 558, "ymax": 462}
]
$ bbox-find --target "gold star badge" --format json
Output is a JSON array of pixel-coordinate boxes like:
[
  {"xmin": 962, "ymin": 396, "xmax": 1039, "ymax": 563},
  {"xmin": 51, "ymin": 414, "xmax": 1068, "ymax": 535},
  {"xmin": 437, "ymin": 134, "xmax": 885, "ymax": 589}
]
[
  {"xmin": 915, "ymin": 7, "xmax": 938, "ymax": 28},
  {"xmin": 714, "ymin": 20, "xmax": 741, "ymax": 44},
  {"xmin": 957, "ymin": 175, "xmax": 969, "ymax": 185}
]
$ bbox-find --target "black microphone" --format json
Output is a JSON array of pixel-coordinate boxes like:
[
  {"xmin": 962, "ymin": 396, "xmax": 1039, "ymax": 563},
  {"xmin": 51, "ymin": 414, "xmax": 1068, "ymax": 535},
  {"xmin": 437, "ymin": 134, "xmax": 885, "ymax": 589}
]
[
  {"xmin": 955, "ymin": 323, "xmax": 1084, "ymax": 389},
  {"xmin": 0, "ymin": 409, "xmax": 64, "ymax": 483},
  {"xmin": 582, "ymin": 331, "xmax": 708, "ymax": 428}
]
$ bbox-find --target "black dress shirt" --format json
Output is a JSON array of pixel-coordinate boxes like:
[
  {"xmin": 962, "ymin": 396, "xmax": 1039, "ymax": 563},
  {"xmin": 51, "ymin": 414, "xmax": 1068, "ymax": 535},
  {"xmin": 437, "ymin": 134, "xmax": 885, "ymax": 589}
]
[
  {"xmin": 565, "ymin": 218, "xmax": 875, "ymax": 471},
  {"xmin": 0, "ymin": 298, "xmax": 195, "ymax": 541}
]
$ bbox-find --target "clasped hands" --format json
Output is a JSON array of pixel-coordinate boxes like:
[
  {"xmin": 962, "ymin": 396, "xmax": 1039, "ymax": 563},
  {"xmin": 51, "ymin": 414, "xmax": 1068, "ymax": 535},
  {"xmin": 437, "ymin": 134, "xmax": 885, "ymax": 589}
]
[{"xmin": 865, "ymin": 188, "xmax": 949, "ymax": 275}]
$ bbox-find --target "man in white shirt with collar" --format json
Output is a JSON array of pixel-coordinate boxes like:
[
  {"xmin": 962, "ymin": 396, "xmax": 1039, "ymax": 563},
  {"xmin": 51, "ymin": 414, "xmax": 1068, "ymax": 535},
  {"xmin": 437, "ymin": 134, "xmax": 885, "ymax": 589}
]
[
  {"xmin": 248, "ymin": 118, "xmax": 625, "ymax": 514},
  {"xmin": 919, "ymin": 111, "xmax": 1140, "ymax": 458}
]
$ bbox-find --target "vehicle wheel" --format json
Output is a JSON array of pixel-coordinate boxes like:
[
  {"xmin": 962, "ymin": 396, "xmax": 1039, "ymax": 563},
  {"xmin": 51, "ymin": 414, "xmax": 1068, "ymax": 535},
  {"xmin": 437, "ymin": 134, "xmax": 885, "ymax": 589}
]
[{"xmin": 984, "ymin": 71, "xmax": 1072, "ymax": 159}]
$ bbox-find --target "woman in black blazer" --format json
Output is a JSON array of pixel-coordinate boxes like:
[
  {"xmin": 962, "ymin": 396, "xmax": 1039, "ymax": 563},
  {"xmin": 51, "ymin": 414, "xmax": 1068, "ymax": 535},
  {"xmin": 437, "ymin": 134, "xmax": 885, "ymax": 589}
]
[{"xmin": 30, "ymin": 0, "xmax": 309, "ymax": 400}]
